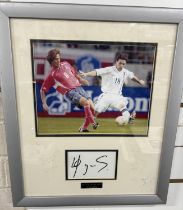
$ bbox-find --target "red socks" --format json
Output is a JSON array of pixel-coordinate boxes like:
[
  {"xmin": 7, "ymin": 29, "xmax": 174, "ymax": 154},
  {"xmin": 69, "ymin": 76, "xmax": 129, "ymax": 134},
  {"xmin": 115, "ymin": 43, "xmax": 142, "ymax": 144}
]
[{"xmin": 83, "ymin": 105, "xmax": 95, "ymax": 129}]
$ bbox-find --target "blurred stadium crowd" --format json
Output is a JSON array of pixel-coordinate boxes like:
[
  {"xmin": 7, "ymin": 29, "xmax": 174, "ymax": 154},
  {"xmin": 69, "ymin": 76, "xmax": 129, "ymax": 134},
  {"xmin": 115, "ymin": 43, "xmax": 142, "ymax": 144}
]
[
  {"xmin": 35, "ymin": 41, "xmax": 155, "ymax": 63},
  {"xmin": 33, "ymin": 41, "xmax": 156, "ymax": 88}
]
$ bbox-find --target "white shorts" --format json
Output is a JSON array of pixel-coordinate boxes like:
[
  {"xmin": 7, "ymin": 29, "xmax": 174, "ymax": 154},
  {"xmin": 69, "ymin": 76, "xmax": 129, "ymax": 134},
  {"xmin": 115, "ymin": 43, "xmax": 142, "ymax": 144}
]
[{"xmin": 94, "ymin": 93, "xmax": 128, "ymax": 113}]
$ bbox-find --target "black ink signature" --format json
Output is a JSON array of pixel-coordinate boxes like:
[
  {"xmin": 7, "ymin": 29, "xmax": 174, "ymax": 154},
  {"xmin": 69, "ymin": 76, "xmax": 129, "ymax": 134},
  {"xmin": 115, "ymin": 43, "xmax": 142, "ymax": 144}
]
[
  {"xmin": 96, "ymin": 155, "xmax": 108, "ymax": 172},
  {"xmin": 83, "ymin": 164, "xmax": 96, "ymax": 175},
  {"xmin": 71, "ymin": 155, "xmax": 81, "ymax": 178},
  {"xmin": 70, "ymin": 154, "xmax": 109, "ymax": 178}
]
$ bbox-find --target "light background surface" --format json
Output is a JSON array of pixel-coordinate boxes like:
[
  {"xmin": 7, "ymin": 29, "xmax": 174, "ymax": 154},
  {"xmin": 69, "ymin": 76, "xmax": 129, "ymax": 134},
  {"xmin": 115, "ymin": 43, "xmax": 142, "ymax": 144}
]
[
  {"xmin": 0, "ymin": 0, "xmax": 183, "ymax": 210},
  {"xmin": 10, "ymin": 18, "xmax": 176, "ymax": 196}
]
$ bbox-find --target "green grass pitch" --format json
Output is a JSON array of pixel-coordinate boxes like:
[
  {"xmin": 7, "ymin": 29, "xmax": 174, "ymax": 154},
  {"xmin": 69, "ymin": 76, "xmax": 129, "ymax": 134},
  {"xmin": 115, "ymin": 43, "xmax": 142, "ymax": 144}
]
[{"xmin": 37, "ymin": 117, "xmax": 149, "ymax": 136}]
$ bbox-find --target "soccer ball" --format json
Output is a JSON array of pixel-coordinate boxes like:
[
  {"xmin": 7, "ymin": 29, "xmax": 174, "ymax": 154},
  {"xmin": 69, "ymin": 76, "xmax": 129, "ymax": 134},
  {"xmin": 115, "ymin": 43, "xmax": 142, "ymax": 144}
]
[
  {"xmin": 115, "ymin": 111, "xmax": 131, "ymax": 126},
  {"xmin": 115, "ymin": 115, "xmax": 128, "ymax": 126},
  {"xmin": 115, "ymin": 115, "xmax": 129, "ymax": 126}
]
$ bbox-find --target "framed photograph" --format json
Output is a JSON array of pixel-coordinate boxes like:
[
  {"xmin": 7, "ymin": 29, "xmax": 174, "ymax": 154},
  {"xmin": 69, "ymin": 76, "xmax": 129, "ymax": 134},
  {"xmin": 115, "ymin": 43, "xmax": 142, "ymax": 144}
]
[
  {"xmin": 31, "ymin": 39, "xmax": 157, "ymax": 137},
  {"xmin": 0, "ymin": 2, "xmax": 183, "ymax": 207}
]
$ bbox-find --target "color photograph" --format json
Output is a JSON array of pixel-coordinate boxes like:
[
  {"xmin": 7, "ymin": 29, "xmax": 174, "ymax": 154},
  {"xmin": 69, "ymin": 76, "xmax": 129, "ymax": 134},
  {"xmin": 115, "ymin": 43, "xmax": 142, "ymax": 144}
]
[{"xmin": 31, "ymin": 40, "xmax": 157, "ymax": 136}]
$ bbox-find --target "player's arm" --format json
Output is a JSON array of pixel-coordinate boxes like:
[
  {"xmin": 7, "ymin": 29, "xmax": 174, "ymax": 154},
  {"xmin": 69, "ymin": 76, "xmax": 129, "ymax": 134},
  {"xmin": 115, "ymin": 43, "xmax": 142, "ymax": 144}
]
[
  {"xmin": 40, "ymin": 74, "xmax": 54, "ymax": 112},
  {"xmin": 69, "ymin": 63, "xmax": 90, "ymax": 85},
  {"xmin": 132, "ymin": 75, "xmax": 145, "ymax": 86},
  {"xmin": 40, "ymin": 89, "xmax": 49, "ymax": 112},
  {"xmin": 80, "ymin": 67, "xmax": 111, "ymax": 78},
  {"xmin": 79, "ymin": 70, "xmax": 97, "ymax": 78},
  {"xmin": 76, "ymin": 74, "xmax": 89, "ymax": 86}
]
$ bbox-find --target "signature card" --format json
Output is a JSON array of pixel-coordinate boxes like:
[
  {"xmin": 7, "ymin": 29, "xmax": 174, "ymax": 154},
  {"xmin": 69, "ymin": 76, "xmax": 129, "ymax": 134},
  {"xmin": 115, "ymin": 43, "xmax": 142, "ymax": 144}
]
[{"xmin": 66, "ymin": 150, "xmax": 118, "ymax": 180}]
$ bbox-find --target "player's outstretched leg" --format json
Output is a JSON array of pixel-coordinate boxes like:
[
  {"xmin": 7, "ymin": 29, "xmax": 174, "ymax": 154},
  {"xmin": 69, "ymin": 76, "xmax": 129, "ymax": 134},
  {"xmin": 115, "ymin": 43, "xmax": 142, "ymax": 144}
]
[
  {"xmin": 88, "ymin": 99, "xmax": 99, "ymax": 130},
  {"xmin": 129, "ymin": 111, "xmax": 136, "ymax": 124},
  {"xmin": 92, "ymin": 120, "xmax": 99, "ymax": 130},
  {"xmin": 78, "ymin": 98, "xmax": 98, "ymax": 132},
  {"xmin": 79, "ymin": 124, "xmax": 89, "ymax": 132}
]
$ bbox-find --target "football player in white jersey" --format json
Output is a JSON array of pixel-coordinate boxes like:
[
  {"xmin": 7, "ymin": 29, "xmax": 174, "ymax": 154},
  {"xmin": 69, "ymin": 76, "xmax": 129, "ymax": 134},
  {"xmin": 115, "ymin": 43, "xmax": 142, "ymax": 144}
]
[{"xmin": 80, "ymin": 52, "xmax": 145, "ymax": 124}]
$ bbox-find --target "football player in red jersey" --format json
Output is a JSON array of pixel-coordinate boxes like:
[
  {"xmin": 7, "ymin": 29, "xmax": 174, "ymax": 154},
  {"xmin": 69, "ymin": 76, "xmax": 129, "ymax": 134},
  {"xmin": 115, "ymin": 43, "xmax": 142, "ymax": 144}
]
[{"xmin": 40, "ymin": 49, "xmax": 98, "ymax": 132}]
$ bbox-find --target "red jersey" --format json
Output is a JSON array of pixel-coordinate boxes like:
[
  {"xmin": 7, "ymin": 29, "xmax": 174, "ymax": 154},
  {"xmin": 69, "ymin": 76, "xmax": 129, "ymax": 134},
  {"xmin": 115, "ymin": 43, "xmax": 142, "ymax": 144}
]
[{"xmin": 41, "ymin": 61, "xmax": 81, "ymax": 94}]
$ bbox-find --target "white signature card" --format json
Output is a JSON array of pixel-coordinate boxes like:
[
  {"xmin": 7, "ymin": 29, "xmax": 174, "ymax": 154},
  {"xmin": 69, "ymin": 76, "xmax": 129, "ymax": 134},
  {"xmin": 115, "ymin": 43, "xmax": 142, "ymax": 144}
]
[{"xmin": 66, "ymin": 150, "xmax": 118, "ymax": 180}]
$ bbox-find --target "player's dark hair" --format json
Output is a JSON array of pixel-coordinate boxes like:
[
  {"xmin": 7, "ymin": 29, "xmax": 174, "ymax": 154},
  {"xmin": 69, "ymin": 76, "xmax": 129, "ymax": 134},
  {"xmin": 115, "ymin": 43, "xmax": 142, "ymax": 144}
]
[
  {"xmin": 47, "ymin": 49, "xmax": 61, "ymax": 65},
  {"xmin": 114, "ymin": 52, "xmax": 128, "ymax": 62}
]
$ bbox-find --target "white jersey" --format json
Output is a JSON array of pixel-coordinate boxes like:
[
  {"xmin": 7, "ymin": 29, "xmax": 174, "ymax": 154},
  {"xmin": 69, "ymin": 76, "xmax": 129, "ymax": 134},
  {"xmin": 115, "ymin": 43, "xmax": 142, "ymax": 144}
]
[{"xmin": 95, "ymin": 66, "xmax": 134, "ymax": 95}]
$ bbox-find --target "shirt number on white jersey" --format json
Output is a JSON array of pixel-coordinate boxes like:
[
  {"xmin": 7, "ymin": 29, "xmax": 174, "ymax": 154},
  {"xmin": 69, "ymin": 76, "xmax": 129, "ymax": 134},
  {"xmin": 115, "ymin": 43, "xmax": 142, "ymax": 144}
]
[{"xmin": 115, "ymin": 78, "xmax": 121, "ymax": 84}]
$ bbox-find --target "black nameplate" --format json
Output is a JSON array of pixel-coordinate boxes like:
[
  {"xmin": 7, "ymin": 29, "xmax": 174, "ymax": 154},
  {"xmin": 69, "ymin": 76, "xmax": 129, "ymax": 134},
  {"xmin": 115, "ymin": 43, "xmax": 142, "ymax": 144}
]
[{"xmin": 81, "ymin": 182, "xmax": 103, "ymax": 189}]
